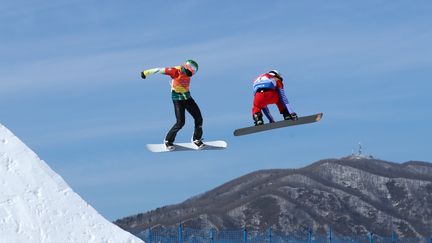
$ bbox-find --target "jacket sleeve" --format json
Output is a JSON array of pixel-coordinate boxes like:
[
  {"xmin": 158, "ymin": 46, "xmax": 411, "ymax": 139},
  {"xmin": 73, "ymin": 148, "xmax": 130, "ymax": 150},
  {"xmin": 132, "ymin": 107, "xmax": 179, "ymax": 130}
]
[
  {"xmin": 142, "ymin": 68, "xmax": 165, "ymax": 78},
  {"xmin": 262, "ymin": 106, "xmax": 275, "ymax": 123},
  {"xmin": 277, "ymin": 80, "xmax": 295, "ymax": 114}
]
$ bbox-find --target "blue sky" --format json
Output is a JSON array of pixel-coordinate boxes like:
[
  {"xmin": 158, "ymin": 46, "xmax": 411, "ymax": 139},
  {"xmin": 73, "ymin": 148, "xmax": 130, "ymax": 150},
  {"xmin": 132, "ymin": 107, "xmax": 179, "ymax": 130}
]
[{"xmin": 1, "ymin": 0, "xmax": 431, "ymax": 221}]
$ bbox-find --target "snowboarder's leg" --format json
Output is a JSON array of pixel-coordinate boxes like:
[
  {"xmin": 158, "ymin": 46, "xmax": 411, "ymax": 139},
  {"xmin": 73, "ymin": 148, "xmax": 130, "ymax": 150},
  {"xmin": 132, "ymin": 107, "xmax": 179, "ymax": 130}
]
[
  {"xmin": 253, "ymin": 92, "xmax": 265, "ymax": 114},
  {"xmin": 165, "ymin": 100, "xmax": 186, "ymax": 144},
  {"xmin": 185, "ymin": 98, "xmax": 204, "ymax": 148},
  {"xmin": 252, "ymin": 92, "xmax": 268, "ymax": 125}
]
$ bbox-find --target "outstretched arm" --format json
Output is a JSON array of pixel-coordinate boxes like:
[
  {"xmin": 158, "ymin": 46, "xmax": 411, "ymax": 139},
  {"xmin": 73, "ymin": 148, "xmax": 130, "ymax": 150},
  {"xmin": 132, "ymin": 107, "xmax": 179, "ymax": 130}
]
[{"xmin": 140, "ymin": 68, "xmax": 165, "ymax": 79}]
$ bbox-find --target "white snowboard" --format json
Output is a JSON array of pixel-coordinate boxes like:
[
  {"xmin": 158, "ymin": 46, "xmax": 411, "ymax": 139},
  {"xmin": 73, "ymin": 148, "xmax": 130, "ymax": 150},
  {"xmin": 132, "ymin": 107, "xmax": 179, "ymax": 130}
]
[{"xmin": 146, "ymin": 140, "xmax": 227, "ymax": 153}]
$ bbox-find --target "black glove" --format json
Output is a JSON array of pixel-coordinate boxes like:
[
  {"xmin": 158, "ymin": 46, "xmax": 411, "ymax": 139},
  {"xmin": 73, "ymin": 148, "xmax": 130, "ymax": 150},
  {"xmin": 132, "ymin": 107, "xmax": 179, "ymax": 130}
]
[
  {"xmin": 140, "ymin": 72, "xmax": 146, "ymax": 79},
  {"xmin": 290, "ymin": 112, "xmax": 298, "ymax": 121}
]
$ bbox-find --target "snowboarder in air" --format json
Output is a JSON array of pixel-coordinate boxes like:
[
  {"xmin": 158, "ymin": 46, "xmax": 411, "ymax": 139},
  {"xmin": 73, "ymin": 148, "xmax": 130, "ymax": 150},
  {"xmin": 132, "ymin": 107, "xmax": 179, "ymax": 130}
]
[
  {"xmin": 140, "ymin": 60, "xmax": 204, "ymax": 151},
  {"xmin": 252, "ymin": 70, "xmax": 298, "ymax": 126}
]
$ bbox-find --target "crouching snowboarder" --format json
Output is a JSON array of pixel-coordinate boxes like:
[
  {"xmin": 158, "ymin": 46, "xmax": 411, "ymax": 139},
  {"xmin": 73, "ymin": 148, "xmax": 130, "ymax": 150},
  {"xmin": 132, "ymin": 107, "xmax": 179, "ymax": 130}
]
[{"xmin": 252, "ymin": 70, "xmax": 298, "ymax": 125}]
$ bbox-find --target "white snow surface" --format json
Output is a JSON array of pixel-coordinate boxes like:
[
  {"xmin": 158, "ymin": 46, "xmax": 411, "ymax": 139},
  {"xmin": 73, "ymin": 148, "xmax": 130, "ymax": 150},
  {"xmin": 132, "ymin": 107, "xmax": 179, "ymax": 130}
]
[{"xmin": 0, "ymin": 124, "xmax": 144, "ymax": 243}]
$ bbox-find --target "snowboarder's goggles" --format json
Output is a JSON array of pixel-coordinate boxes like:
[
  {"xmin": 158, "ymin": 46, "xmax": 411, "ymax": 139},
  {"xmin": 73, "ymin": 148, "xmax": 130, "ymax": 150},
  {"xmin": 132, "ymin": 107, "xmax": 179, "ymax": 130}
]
[{"xmin": 182, "ymin": 64, "xmax": 197, "ymax": 76}]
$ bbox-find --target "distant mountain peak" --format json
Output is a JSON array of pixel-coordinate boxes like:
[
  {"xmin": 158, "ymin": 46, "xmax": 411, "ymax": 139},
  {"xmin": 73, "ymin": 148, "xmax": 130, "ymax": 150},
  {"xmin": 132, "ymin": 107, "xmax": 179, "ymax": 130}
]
[
  {"xmin": 343, "ymin": 154, "xmax": 375, "ymax": 160},
  {"xmin": 344, "ymin": 142, "xmax": 375, "ymax": 160}
]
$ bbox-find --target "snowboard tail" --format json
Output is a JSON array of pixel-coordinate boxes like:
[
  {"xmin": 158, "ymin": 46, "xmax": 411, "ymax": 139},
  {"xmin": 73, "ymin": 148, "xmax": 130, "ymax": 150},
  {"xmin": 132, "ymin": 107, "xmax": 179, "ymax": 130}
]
[{"xmin": 233, "ymin": 113, "xmax": 323, "ymax": 136}]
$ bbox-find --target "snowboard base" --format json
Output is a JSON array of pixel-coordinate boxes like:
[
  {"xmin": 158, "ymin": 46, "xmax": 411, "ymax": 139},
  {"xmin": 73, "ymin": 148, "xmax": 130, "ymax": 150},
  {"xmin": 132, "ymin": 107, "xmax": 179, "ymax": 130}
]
[{"xmin": 233, "ymin": 113, "xmax": 323, "ymax": 136}]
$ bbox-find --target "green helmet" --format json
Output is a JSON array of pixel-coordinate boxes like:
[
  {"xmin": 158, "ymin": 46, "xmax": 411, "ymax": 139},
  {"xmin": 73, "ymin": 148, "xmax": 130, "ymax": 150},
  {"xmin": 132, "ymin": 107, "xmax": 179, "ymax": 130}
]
[{"xmin": 182, "ymin": 59, "xmax": 199, "ymax": 76}]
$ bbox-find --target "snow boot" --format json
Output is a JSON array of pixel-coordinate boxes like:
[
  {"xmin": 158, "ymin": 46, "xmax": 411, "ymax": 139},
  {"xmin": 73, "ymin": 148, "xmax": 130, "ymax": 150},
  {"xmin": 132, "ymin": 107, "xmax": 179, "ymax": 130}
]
[
  {"xmin": 253, "ymin": 112, "xmax": 264, "ymax": 126},
  {"xmin": 281, "ymin": 110, "xmax": 298, "ymax": 121},
  {"xmin": 193, "ymin": 139, "xmax": 205, "ymax": 149},
  {"xmin": 164, "ymin": 140, "xmax": 175, "ymax": 151}
]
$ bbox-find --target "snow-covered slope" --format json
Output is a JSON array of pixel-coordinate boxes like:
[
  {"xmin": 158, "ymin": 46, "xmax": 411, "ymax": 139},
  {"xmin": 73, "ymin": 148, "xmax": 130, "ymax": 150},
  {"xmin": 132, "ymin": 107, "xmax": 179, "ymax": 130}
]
[{"xmin": 0, "ymin": 124, "xmax": 144, "ymax": 243}]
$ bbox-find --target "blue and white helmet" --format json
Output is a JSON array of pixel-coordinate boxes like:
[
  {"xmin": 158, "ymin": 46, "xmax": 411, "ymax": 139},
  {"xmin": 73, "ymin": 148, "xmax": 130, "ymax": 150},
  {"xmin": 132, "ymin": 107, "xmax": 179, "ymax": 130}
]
[{"xmin": 268, "ymin": 70, "xmax": 283, "ymax": 81}]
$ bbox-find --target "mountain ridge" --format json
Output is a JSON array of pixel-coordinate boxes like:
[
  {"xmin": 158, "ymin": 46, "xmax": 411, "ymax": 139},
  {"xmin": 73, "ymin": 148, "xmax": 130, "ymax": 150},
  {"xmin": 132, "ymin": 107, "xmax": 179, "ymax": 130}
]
[{"xmin": 115, "ymin": 157, "xmax": 432, "ymax": 239}]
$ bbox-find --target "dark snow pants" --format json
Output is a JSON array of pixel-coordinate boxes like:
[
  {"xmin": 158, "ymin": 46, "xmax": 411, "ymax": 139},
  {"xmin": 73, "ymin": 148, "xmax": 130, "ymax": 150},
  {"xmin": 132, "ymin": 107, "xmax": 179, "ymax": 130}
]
[{"xmin": 165, "ymin": 98, "xmax": 203, "ymax": 143}]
